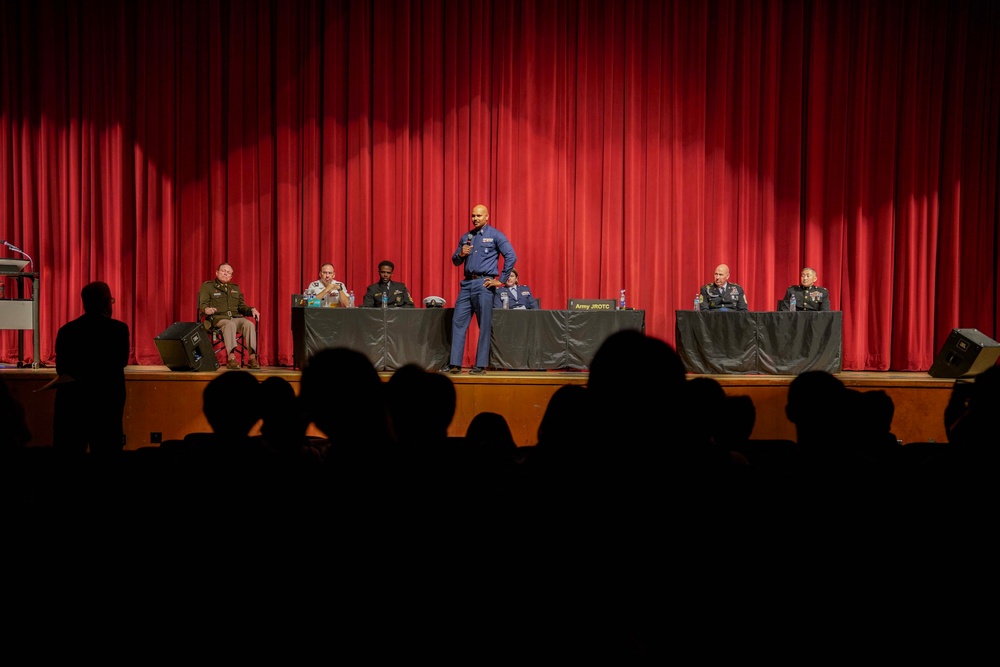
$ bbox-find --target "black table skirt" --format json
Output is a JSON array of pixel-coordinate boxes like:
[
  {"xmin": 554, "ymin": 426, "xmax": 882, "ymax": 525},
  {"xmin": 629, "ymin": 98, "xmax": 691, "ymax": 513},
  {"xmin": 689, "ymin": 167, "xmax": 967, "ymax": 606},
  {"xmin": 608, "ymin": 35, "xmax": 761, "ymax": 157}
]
[
  {"xmin": 675, "ymin": 310, "xmax": 842, "ymax": 374},
  {"xmin": 292, "ymin": 301, "xmax": 645, "ymax": 371},
  {"xmin": 490, "ymin": 309, "xmax": 646, "ymax": 370}
]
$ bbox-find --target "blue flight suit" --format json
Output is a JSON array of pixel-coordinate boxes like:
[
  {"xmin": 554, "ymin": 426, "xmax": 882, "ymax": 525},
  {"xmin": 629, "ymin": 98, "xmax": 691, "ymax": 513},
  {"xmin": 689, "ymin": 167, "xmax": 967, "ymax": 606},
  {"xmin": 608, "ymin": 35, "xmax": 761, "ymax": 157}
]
[
  {"xmin": 493, "ymin": 285, "xmax": 538, "ymax": 310},
  {"xmin": 450, "ymin": 224, "xmax": 517, "ymax": 368}
]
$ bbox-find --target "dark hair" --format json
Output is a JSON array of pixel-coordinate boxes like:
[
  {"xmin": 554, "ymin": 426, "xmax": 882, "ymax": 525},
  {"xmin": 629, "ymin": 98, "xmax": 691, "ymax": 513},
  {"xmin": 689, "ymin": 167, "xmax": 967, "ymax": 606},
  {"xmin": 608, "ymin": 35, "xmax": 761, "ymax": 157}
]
[
  {"xmin": 379, "ymin": 260, "xmax": 395, "ymax": 272},
  {"xmin": 81, "ymin": 281, "xmax": 112, "ymax": 314}
]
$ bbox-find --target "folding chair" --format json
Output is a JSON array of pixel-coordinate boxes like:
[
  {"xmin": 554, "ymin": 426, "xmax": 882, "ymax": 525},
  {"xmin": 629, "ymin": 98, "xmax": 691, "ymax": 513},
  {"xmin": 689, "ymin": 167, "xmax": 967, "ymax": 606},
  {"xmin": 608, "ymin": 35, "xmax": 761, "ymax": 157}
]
[{"xmin": 199, "ymin": 297, "xmax": 250, "ymax": 368}]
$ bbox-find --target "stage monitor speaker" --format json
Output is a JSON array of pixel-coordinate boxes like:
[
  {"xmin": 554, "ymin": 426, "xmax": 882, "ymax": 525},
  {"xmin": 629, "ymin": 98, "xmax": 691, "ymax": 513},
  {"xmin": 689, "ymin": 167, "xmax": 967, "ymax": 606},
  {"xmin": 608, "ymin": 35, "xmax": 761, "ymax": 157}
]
[
  {"xmin": 928, "ymin": 328, "xmax": 1000, "ymax": 378},
  {"xmin": 154, "ymin": 321, "xmax": 220, "ymax": 372}
]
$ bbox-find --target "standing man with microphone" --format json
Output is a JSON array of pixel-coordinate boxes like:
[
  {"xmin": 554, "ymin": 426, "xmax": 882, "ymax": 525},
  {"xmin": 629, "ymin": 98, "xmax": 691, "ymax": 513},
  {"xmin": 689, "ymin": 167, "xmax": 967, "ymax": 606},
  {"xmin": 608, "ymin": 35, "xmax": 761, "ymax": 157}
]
[{"xmin": 448, "ymin": 204, "xmax": 517, "ymax": 374}]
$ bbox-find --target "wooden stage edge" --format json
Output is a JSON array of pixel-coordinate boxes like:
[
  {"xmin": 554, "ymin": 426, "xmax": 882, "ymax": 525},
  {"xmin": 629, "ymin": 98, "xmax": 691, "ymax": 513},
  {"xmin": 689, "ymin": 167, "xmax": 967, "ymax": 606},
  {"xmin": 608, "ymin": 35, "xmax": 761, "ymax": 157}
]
[{"xmin": 3, "ymin": 365, "xmax": 959, "ymax": 450}]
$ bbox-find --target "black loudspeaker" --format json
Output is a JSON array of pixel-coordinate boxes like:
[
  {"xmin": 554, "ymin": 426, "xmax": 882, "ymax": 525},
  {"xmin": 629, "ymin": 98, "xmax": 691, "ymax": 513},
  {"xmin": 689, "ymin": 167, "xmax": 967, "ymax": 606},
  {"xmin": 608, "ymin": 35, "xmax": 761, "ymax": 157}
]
[
  {"xmin": 154, "ymin": 322, "xmax": 220, "ymax": 371},
  {"xmin": 928, "ymin": 328, "xmax": 1000, "ymax": 378}
]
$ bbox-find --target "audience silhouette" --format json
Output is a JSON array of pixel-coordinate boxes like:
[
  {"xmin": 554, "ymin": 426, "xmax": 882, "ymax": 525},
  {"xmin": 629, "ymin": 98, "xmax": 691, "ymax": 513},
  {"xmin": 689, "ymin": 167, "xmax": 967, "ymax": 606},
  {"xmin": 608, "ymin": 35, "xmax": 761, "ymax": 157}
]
[
  {"xmin": 852, "ymin": 389, "xmax": 904, "ymax": 468},
  {"xmin": 299, "ymin": 346, "xmax": 393, "ymax": 469},
  {"xmin": 52, "ymin": 281, "xmax": 130, "ymax": 456},
  {"xmin": 586, "ymin": 328, "xmax": 690, "ymax": 475},
  {"xmin": 533, "ymin": 383, "xmax": 593, "ymax": 469},
  {"xmin": 257, "ymin": 376, "xmax": 325, "ymax": 463},
  {"xmin": 464, "ymin": 411, "xmax": 518, "ymax": 469},
  {"xmin": 385, "ymin": 363, "xmax": 460, "ymax": 469},
  {"xmin": 170, "ymin": 370, "xmax": 269, "ymax": 464},
  {"xmin": 0, "ymin": 376, "xmax": 31, "ymax": 449},
  {"xmin": 9, "ymin": 326, "xmax": 998, "ymax": 659},
  {"xmin": 685, "ymin": 376, "xmax": 748, "ymax": 467}
]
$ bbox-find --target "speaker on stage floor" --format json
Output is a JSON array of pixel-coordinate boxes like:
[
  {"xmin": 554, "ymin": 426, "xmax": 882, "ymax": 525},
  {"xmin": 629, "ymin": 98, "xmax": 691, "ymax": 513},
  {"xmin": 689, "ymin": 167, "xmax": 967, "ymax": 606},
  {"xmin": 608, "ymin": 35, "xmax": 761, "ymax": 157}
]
[
  {"xmin": 154, "ymin": 321, "xmax": 220, "ymax": 372},
  {"xmin": 928, "ymin": 328, "xmax": 1000, "ymax": 378}
]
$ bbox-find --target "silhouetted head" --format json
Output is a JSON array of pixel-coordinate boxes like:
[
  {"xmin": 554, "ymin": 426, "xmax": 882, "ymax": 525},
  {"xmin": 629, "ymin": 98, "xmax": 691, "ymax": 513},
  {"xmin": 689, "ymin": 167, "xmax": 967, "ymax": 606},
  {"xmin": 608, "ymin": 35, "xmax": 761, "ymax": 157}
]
[
  {"xmin": 259, "ymin": 376, "xmax": 307, "ymax": 449},
  {"xmin": 859, "ymin": 389, "xmax": 895, "ymax": 434},
  {"xmin": 588, "ymin": 330, "xmax": 686, "ymax": 399},
  {"xmin": 203, "ymin": 370, "xmax": 261, "ymax": 437},
  {"xmin": 687, "ymin": 377, "xmax": 727, "ymax": 405},
  {"xmin": 587, "ymin": 330, "xmax": 688, "ymax": 463},
  {"xmin": 786, "ymin": 371, "xmax": 849, "ymax": 446},
  {"xmin": 81, "ymin": 281, "xmax": 114, "ymax": 316},
  {"xmin": 386, "ymin": 364, "xmax": 456, "ymax": 443},
  {"xmin": 717, "ymin": 395, "xmax": 756, "ymax": 446},
  {"xmin": 300, "ymin": 347, "xmax": 388, "ymax": 441},
  {"xmin": 537, "ymin": 384, "xmax": 590, "ymax": 448},
  {"xmin": 465, "ymin": 411, "xmax": 517, "ymax": 466}
]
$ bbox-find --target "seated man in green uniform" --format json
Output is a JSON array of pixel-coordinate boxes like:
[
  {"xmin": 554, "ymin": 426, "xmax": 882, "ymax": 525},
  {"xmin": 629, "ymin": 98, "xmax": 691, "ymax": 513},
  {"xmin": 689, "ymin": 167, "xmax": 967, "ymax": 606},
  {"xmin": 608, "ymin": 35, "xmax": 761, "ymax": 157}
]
[{"xmin": 199, "ymin": 262, "xmax": 262, "ymax": 369}]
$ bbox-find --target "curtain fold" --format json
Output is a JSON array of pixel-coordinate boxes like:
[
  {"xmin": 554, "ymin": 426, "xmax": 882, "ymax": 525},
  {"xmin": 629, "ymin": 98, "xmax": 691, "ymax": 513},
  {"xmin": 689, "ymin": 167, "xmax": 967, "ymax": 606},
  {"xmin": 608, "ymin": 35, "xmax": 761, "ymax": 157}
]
[{"xmin": 1, "ymin": 0, "xmax": 998, "ymax": 371}]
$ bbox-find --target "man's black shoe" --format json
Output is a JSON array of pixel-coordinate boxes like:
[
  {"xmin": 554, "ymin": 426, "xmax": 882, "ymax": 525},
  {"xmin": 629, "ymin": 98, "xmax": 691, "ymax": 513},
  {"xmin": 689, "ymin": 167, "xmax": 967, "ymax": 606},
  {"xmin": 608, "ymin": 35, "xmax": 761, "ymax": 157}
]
[
  {"xmin": 448, "ymin": 365, "xmax": 461, "ymax": 374},
  {"xmin": 469, "ymin": 367, "xmax": 486, "ymax": 375}
]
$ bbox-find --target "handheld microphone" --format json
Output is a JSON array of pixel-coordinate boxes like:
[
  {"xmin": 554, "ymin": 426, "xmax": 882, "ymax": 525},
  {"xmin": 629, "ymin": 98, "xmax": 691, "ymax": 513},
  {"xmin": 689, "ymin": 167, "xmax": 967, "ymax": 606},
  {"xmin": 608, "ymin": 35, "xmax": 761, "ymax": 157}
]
[{"xmin": 465, "ymin": 233, "xmax": 473, "ymax": 246}]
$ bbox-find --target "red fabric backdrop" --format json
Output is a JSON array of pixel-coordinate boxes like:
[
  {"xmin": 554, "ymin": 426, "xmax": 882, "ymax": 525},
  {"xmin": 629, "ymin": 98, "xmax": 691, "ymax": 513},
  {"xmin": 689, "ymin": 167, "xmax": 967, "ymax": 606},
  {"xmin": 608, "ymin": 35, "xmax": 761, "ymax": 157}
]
[{"xmin": 1, "ymin": 0, "xmax": 998, "ymax": 370}]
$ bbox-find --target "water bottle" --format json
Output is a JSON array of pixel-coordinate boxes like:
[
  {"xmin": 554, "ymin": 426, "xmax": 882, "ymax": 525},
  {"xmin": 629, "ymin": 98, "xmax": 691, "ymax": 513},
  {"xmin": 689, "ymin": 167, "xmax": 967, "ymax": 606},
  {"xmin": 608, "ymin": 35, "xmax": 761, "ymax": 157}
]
[
  {"xmin": 694, "ymin": 293, "xmax": 701, "ymax": 311},
  {"xmin": 348, "ymin": 291, "xmax": 355, "ymax": 308},
  {"xmin": 789, "ymin": 293, "xmax": 797, "ymax": 312},
  {"xmin": 382, "ymin": 291, "xmax": 388, "ymax": 309},
  {"xmin": 619, "ymin": 289, "xmax": 626, "ymax": 310},
  {"xmin": 501, "ymin": 291, "xmax": 509, "ymax": 309}
]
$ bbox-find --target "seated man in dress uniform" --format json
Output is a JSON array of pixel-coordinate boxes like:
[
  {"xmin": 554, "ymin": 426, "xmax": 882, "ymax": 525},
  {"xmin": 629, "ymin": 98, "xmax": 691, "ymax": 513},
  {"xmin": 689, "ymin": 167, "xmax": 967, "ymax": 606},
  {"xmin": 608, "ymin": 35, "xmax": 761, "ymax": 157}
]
[
  {"xmin": 362, "ymin": 260, "xmax": 415, "ymax": 308},
  {"xmin": 698, "ymin": 263, "xmax": 748, "ymax": 311},
  {"xmin": 199, "ymin": 262, "xmax": 261, "ymax": 369},
  {"xmin": 781, "ymin": 267, "xmax": 830, "ymax": 311}
]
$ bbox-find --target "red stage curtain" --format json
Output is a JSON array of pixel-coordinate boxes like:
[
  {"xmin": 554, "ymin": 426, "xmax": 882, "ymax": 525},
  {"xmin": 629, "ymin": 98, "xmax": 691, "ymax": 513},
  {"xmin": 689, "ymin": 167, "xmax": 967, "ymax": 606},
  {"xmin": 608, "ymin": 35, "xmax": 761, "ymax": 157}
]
[{"xmin": 1, "ymin": 0, "xmax": 997, "ymax": 370}]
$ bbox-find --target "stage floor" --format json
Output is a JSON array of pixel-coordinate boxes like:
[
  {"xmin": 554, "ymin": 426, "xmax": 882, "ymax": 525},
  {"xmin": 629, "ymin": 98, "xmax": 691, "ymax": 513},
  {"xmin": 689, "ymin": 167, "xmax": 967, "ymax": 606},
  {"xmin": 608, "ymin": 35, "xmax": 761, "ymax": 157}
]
[{"xmin": 3, "ymin": 365, "xmax": 959, "ymax": 449}]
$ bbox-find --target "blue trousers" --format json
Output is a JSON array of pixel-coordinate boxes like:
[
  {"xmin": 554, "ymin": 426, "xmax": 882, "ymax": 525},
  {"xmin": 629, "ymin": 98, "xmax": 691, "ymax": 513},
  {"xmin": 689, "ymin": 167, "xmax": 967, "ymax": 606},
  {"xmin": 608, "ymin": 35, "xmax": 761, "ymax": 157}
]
[{"xmin": 450, "ymin": 279, "xmax": 494, "ymax": 368}]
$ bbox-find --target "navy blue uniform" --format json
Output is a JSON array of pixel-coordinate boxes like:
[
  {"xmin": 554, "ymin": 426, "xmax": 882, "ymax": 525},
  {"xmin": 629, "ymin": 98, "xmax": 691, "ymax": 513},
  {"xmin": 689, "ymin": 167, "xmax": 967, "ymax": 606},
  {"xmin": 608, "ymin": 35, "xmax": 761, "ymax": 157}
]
[
  {"xmin": 450, "ymin": 224, "xmax": 517, "ymax": 368},
  {"xmin": 362, "ymin": 280, "xmax": 415, "ymax": 308},
  {"xmin": 699, "ymin": 282, "xmax": 749, "ymax": 311},
  {"xmin": 493, "ymin": 285, "xmax": 538, "ymax": 310},
  {"xmin": 781, "ymin": 285, "xmax": 830, "ymax": 311}
]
